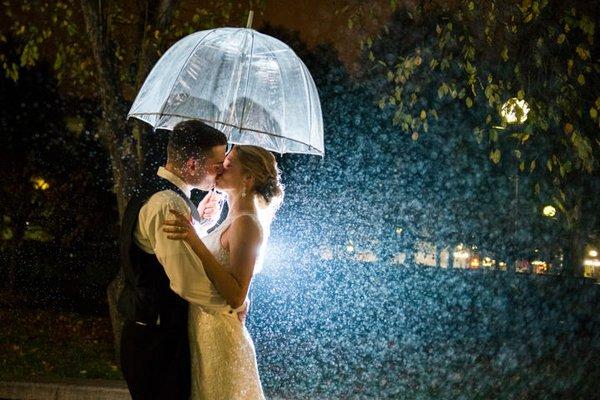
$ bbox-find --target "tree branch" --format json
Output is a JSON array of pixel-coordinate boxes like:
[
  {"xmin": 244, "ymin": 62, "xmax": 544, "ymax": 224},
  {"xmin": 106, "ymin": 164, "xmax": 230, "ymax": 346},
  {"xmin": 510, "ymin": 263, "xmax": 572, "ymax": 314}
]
[
  {"xmin": 135, "ymin": 0, "xmax": 179, "ymax": 88},
  {"xmin": 80, "ymin": 0, "xmax": 137, "ymax": 216},
  {"xmin": 156, "ymin": 0, "xmax": 178, "ymax": 28},
  {"xmin": 79, "ymin": 0, "xmax": 127, "ymax": 134}
]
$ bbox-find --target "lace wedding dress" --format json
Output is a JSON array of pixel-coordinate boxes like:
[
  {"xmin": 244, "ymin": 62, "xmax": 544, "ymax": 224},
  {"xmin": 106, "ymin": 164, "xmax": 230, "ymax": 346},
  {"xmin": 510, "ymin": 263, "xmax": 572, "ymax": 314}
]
[{"xmin": 188, "ymin": 214, "xmax": 265, "ymax": 400}]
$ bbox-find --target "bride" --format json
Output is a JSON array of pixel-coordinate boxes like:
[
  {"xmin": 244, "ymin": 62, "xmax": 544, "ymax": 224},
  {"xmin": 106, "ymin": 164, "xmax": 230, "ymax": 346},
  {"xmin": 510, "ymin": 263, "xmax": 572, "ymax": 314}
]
[{"xmin": 163, "ymin": 145, "xmax": 283, "ymax": 400}]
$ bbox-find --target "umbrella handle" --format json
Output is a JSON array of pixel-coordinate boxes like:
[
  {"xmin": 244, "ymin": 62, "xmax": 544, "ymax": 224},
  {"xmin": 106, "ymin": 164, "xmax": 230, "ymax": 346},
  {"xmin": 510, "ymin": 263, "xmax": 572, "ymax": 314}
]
[{"xmin": 246, "ymin": 10, "xmax": 254, "ymax": 29}]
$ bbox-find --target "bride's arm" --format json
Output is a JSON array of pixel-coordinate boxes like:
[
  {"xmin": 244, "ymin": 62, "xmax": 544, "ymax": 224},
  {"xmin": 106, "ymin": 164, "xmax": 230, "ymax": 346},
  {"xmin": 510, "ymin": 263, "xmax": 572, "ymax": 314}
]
[{"xmin": 163, "ymin": 210, "xmax": 261, "ymax": 309}]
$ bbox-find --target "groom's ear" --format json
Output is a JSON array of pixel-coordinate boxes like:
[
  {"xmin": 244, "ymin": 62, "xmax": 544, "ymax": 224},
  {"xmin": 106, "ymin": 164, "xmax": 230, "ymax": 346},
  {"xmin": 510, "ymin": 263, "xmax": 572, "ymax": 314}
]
[
  {"xmin": 183, "ymin": 158, "xmax": 194, "ymax": 172},
  {"xmin": 185, "ymin": 157, "xmax": 201, "ymax": 173}
]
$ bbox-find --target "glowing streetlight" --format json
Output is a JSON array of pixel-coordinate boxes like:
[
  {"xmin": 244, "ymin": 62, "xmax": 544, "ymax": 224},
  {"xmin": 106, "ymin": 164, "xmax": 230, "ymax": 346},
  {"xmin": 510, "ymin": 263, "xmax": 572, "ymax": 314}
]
[
  {"xmin": 482, "ymin": 257, "xmax": 495, "ymax": 267},
  {"xmin": 543, "ymin": 205, "xmax": 556, "ymax": 218},
  {"xmin": 356, "ymin": 251, "xmax": 377, "ymax": 262},
  {"xmin": 583, "ymin": 258, "xmax": 600, "ymax": 267},
  {"xmin": 32, "ymin": 177, "xmax": 50, "ymax": 191},
  {"xmin": 500, "ymin": 98, "xmax": 530, "ymax": 124},
  {"xmin": 453, "ymin": 244, "xmax": 470, "ymax": 260},
  {"xmin": 589, "ymin": 249, "xmax": 598, "ymax": 258}
]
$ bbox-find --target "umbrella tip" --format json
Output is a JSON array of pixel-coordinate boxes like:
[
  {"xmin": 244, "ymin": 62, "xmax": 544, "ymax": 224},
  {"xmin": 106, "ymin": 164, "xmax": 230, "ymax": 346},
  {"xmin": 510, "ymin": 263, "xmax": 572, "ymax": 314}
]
[{"xmin": 246, "ymin": 10, "xmax": 254, "ymax": 29}]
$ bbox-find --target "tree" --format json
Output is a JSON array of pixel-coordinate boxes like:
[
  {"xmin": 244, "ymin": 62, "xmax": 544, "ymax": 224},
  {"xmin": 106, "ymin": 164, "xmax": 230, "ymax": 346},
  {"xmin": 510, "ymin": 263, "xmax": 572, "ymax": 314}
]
[
  {"xmin": 1, "ymin": 0, "xmax": 264, "ymax": 357},
  {"xmin": 0, "ymin": 60, "xmax": 118, "ymax": 297},
  {"xmin": 1, "ymin": 0, "xmax": 264, "ymax": 217},
  {"xmin": 343, "ymin": 0, "xmax": 599, "ymax": 274},
  {"xmin": 260, "ymin": 24, "xmax": 544, "ymax": 271}
]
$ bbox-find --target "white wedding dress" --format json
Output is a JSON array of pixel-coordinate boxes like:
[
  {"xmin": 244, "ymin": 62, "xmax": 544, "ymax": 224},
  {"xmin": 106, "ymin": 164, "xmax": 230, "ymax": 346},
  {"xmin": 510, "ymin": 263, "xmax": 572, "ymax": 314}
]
[{"xmin": 187, "ymin": 214, "xmax": 265, "ymax": 400}]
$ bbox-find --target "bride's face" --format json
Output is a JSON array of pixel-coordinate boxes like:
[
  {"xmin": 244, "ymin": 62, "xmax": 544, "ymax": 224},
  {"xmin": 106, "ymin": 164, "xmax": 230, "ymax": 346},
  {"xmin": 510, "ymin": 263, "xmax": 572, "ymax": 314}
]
[{"xmin": 215, "ymin": 148, "xmax": 247, "ymax": 191}]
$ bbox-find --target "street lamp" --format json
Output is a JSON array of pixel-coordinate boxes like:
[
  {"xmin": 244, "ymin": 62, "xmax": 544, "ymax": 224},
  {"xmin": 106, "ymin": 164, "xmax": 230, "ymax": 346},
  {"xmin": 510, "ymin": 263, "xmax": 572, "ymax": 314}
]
[
  {"xmin": 31, "ymin": 177, "xmax": 50, "ymax": 191},
  {"xmin": 498, "ymin": 96, "xmax": 531, "ymax": 273},
  {"xmin": 543, "ymin": 205, "xmax": 557, "ymax": 218},
  {"xmin": 500, "ymin": 98, "xmax": 530, "ymax": 124}
]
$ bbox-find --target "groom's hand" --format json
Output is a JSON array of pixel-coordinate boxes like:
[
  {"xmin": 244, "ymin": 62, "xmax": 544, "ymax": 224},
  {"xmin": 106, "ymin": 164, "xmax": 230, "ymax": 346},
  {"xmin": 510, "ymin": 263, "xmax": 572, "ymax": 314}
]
[{"xmin": 197, "ymin": 190, "xmax": 223, "ymax": 224}]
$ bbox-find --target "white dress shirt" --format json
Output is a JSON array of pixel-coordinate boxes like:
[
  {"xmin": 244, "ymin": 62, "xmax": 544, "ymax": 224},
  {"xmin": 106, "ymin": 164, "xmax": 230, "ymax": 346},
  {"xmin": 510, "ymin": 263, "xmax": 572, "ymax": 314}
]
[{"xmin": 133, "ymin": 166, "xmax": 210, "ymax": 303}]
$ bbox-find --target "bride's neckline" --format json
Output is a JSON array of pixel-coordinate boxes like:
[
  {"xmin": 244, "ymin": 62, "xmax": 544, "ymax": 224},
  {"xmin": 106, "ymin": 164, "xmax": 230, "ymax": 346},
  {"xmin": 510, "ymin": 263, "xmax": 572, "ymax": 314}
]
[
  {"xmin": 224, "ymin": 211, "xmax": 258, "ymax": 223},
  {"xmin": 214, "ymin": 212, "xmax": 260, "ymax": 236},
  {"xmin": 214, "ymin": 212, "xmax": 261, "ymax": 253}
]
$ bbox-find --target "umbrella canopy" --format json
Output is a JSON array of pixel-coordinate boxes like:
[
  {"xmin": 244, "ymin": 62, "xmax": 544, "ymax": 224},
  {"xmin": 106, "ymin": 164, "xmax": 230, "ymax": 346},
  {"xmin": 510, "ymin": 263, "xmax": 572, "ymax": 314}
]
[{"xmin": 128, "ymin": 27, "xmax": 324, "ymax": 156}]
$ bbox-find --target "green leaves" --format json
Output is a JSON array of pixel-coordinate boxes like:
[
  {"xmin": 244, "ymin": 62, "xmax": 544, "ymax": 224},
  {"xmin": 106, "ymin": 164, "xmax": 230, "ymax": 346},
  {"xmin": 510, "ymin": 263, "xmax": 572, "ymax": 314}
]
[
  {"xmin": 23, "ymin": 225, "xmax": 53, "ymax": 242},
  {"xmin": 53, "ymin": 52, "xmax": 63, "ymax": 71},
  {"xmin": 500, "ymin": 46, "xmax": 509, "ymax": 61},
  {"xmin": 19, "ymin": 40, "xmax": 38, "ymax": 67},
  {"xmin": 576, "ymin": 46, "xmax": 590, "ymax": 60},
  {"xmin": 438, "ymin": 82, "xmax": 449, "ymax": 99},
  {"xmin": 3, "ymin": 62, "xmax": 19, "ymax": 81},
  {"xmin": 490, "ymin": 149, "xmax": 501, "ymax": 164},
  {"xmin": 1, "ymin": 226, "xmax": 13, "ymax": 241},
  {"xmin": 570, "ymin": 131, "xmax": 594, "ymax": 172},
  {"xmin": 578, "ymin": 15, "xmax": 595, "ymax": 40},
  {"xmin": 360, "ymin": 0, "xmax": 597, "ymax": 218}
]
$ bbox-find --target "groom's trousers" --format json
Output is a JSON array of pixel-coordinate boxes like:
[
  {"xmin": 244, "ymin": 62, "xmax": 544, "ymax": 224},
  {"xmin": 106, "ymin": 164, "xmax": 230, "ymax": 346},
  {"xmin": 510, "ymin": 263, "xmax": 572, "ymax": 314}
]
[{"xmin": 120, "ymin": 320, "xmax": 190, "ymax": 400}]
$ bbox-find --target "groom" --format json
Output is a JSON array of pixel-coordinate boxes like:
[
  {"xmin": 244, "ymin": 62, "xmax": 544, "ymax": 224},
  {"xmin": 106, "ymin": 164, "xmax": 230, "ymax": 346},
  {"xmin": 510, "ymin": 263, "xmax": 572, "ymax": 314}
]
[{"xmin": 118, "ymin": 120, "xmax": 227, "ymax": 400}]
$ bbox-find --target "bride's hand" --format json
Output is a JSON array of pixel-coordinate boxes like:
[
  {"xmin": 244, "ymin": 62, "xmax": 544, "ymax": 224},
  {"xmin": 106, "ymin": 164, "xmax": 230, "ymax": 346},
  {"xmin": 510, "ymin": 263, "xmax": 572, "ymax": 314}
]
[
  {"xmin": 163, "ymin": 209, "xmax": 197, "ymax": 242},
  {"xmin": 198, "ymin": 189, "xmax": 224, "ymax": 224}
]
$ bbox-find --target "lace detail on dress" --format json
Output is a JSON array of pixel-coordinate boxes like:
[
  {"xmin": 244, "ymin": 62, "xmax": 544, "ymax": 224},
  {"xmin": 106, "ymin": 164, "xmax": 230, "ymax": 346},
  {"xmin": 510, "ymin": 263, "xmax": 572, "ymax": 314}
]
[{"xmin": 188, "ymin": 213, "xmax": 265, "ymax": 400}]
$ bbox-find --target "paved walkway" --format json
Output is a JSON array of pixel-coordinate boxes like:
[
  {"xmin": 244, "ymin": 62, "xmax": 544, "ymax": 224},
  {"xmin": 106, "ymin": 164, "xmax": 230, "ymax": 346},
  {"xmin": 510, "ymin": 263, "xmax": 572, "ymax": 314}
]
[{"xmin": 0, "ymin": 379, "xmax": 130, "ymax": 400}]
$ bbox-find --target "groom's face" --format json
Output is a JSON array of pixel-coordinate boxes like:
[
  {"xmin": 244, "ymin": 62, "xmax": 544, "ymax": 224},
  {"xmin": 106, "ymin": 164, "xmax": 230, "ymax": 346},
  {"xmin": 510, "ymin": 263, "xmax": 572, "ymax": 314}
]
[{"xmin": 187, "ymin": 145, "xmax": 226, "ymax": 190}]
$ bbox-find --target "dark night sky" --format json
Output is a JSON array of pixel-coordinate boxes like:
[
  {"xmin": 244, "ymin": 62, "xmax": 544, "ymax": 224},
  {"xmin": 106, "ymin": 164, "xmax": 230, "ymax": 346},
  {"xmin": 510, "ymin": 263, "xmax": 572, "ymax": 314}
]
[{"xmin": 258, "ymin": 0, "xmax": 391, "ymax": 70}]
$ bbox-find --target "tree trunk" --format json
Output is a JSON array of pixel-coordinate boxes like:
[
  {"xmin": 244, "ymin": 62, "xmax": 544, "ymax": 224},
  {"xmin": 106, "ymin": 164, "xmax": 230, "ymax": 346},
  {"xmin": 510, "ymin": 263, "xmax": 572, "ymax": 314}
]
[
  {"xmin": 448, "ymin": 243, "xmax": 455, "ymax": 269},
  {"xmin": 565, "ymin": 229, "xmax": 584, "ymax": 277},
  {"xmin": 80, "ymin": 0, "xmax": 181, "ymax": 366},
  {"xmin": 103, "ymin": 124, "xmax": 140, "ymax": 217}
]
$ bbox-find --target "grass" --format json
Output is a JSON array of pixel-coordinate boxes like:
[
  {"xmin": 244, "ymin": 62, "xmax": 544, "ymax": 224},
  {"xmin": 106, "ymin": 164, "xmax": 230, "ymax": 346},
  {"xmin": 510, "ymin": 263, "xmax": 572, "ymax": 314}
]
[{"xmin": 0, "ymin": 304, "xmax": 121, "ymax": 381}]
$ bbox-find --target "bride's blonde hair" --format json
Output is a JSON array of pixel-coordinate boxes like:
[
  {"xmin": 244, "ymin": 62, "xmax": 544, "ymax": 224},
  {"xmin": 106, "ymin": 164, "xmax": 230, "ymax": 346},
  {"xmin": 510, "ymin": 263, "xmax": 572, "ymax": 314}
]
[
  {"xmin": 235, "ymin": 145, "xmax": 284, "ymax": 214},
  {"xmin": 234, "ymin": 145, "xmax": 284, "ymax": 274}
]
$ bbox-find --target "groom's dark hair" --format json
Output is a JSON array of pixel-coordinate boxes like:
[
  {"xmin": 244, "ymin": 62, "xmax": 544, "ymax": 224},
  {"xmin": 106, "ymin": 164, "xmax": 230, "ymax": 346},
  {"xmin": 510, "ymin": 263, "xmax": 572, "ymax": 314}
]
[{"xmin": 167, "ymin": 120, "xmax": 227, "ymax": 165}]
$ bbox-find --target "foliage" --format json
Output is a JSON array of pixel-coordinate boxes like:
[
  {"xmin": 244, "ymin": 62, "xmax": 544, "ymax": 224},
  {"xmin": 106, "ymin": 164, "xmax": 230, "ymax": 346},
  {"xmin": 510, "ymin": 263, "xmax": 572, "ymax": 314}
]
[
  {"xmin": 259, "ymin": 24, "xmax": 564, "ymax": 268},
  {"xmin": 0, "ymin": 1, "xmax": 261, "ymax": 94},
  {"xmin": 0, "ymin": 62, "xmax": 118, "ymax": 292},
  {"xmin": 0, "ymin": 306, "xmax": 119, "ymax": 380},
  {"xmin": 341, "ymin": 0, "xmax": 599, "ymax": 272},
  {"xmin": 0, "ymin": 0, "xmax": 265, "ymax": 216}
]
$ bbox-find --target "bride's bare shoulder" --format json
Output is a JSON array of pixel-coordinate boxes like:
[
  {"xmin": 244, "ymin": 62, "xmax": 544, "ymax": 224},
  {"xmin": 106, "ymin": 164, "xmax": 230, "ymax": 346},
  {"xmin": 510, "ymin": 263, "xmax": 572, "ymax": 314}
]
[{"xmin": 229, "ymin": 214, "xmax": 263, "ymax": 242}]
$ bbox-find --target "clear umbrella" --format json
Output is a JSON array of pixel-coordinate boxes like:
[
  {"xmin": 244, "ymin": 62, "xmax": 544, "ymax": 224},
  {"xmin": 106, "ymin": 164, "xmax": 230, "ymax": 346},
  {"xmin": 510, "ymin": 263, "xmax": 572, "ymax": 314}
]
[{"xmin": 128, "ymin": 21, "xmax": 324, "ymax": 156}]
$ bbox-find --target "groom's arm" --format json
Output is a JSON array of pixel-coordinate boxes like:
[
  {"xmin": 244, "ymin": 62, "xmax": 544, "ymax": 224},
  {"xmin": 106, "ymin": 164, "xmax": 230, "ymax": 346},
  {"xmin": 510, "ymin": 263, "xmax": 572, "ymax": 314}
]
[{"xmin": 136, "ymin": 192, "xmax": 205, "ymax": 297}]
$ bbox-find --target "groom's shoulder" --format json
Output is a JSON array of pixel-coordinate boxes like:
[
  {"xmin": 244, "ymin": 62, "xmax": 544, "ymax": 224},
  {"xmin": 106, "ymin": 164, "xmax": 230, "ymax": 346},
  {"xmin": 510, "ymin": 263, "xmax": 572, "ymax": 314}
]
[{"xmin": 143, "ymin": 189, "xmax": 189, "ymax": 212}]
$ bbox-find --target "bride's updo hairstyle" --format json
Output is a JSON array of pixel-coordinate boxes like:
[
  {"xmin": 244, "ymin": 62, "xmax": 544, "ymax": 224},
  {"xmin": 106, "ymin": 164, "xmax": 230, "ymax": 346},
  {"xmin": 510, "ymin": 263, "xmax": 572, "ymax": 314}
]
[{"xmin": 235, "ymin": 145, "xmax": 284, "ymax": 211}]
